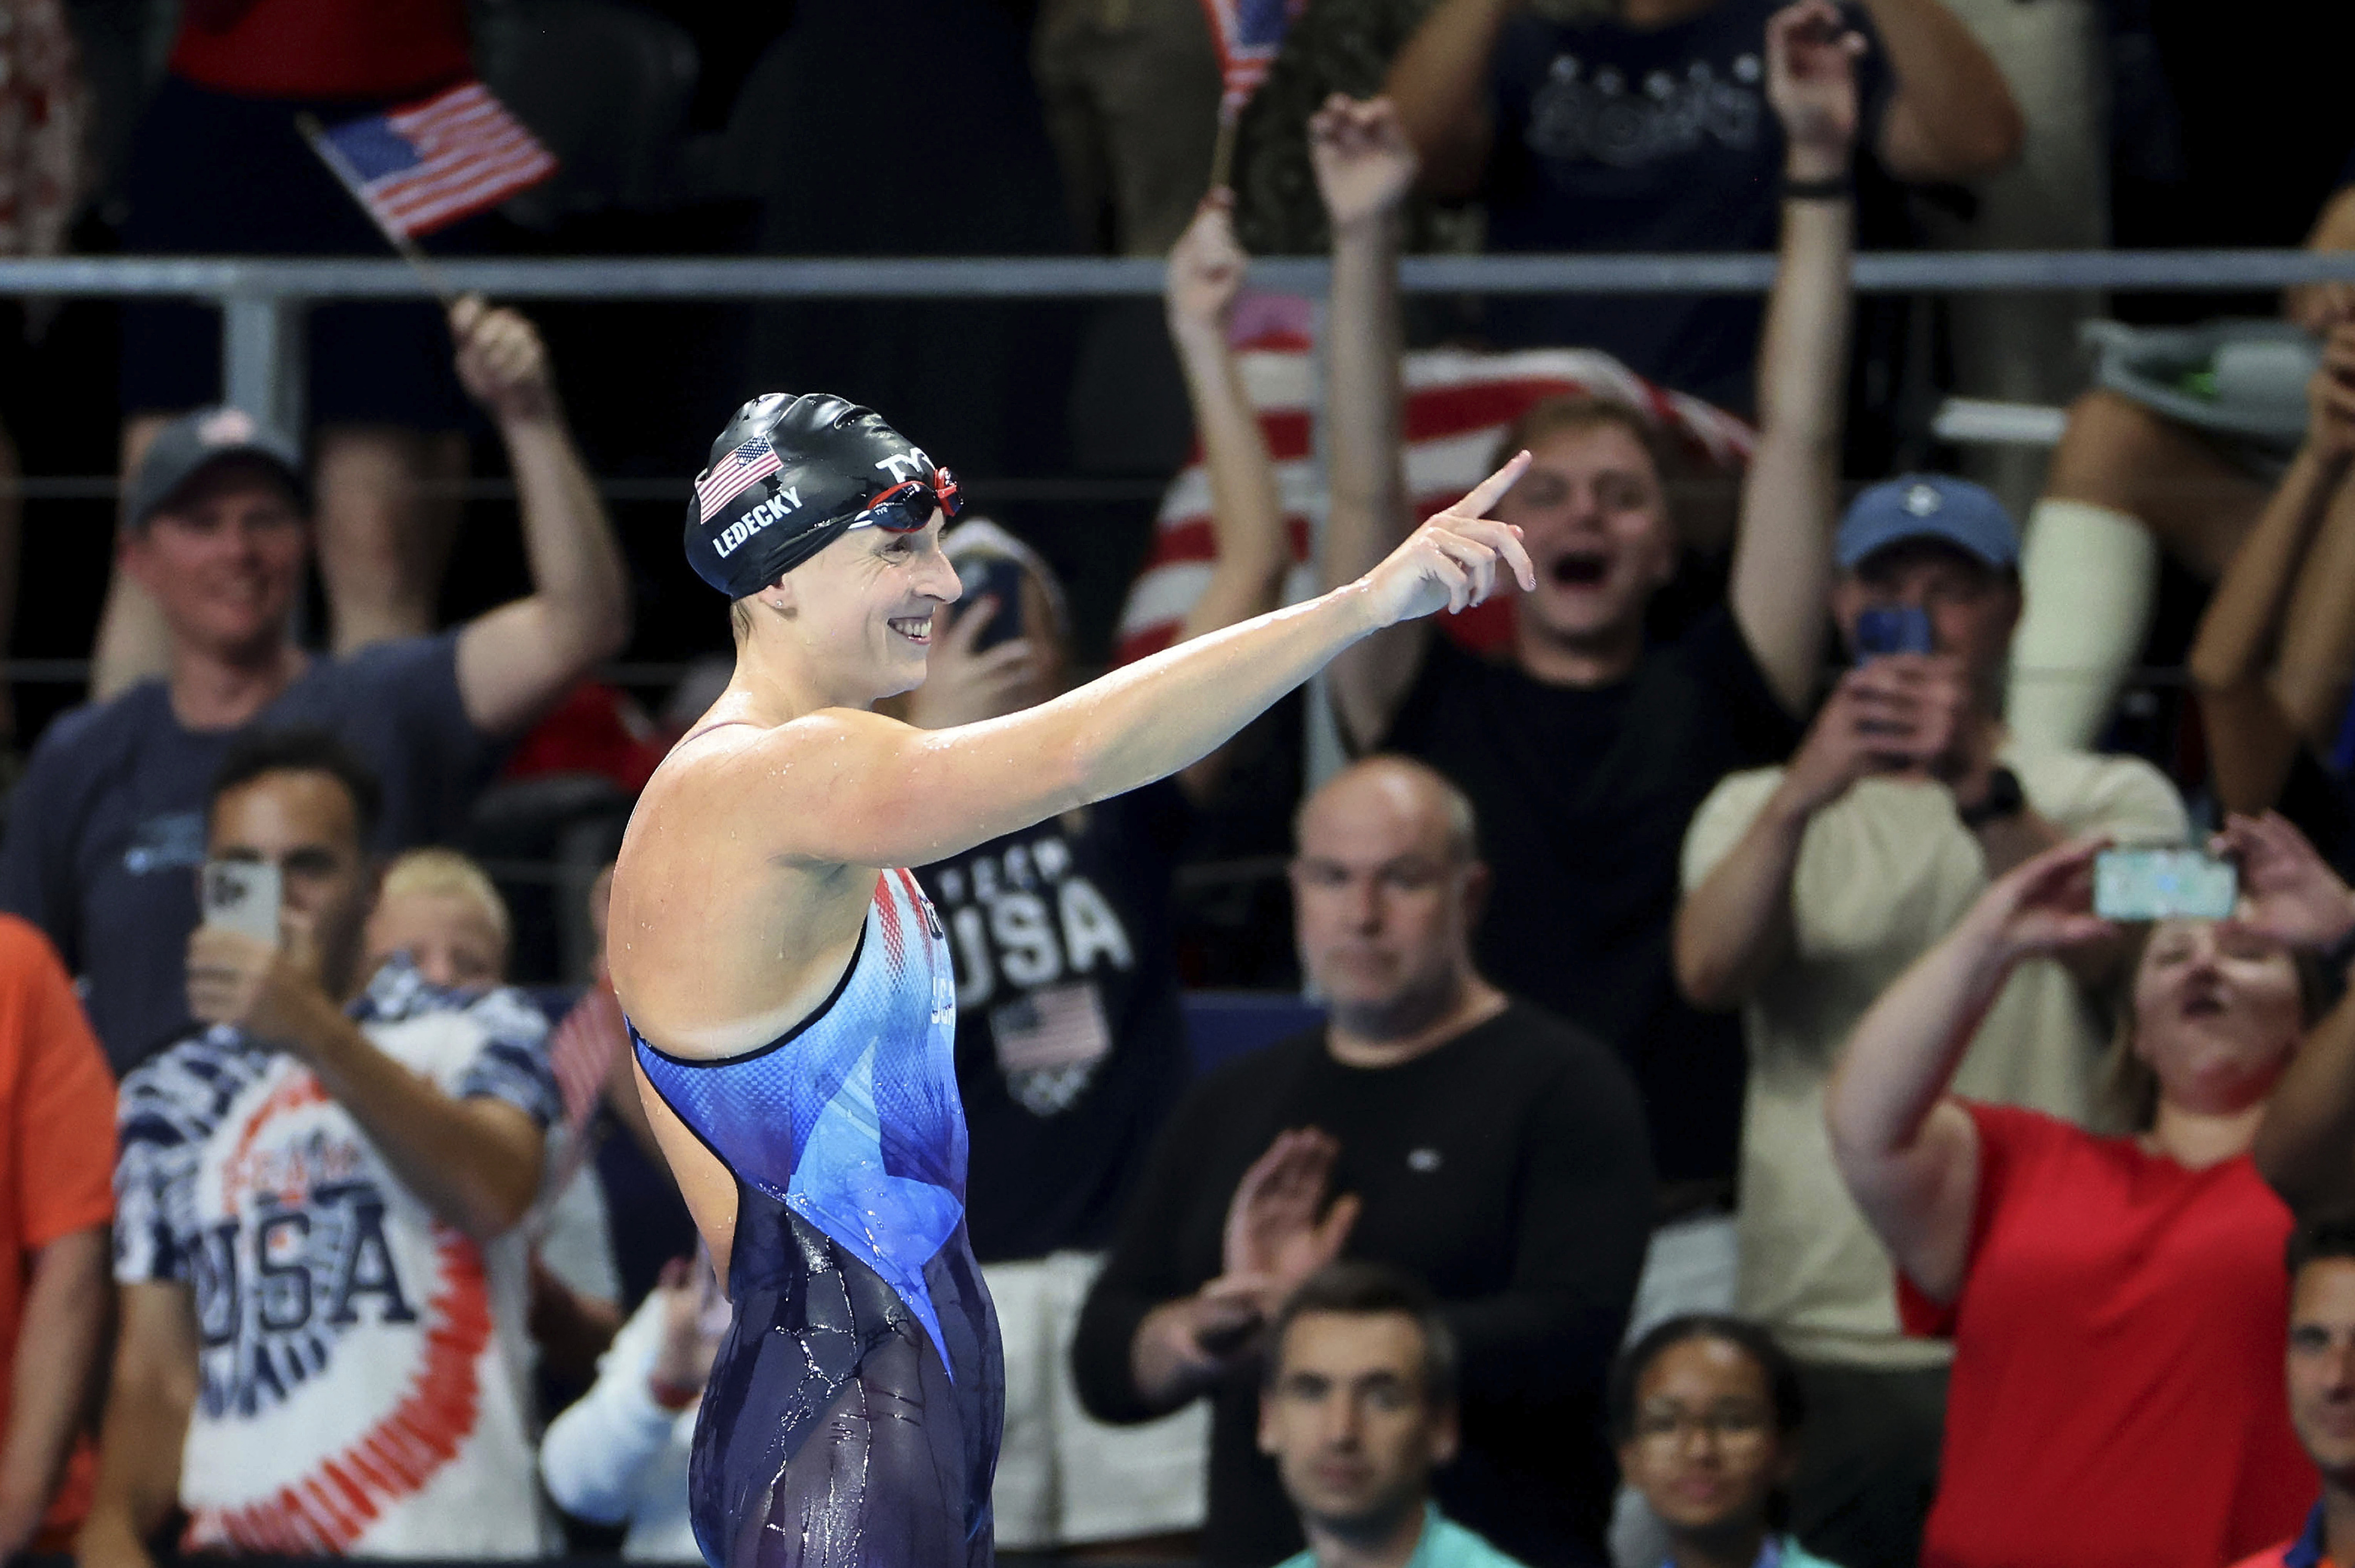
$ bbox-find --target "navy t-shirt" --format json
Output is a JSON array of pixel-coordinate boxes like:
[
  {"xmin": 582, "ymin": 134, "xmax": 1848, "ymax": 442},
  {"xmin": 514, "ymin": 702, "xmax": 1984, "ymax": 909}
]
[
  {"xmin": 0, "ymin": 632, "xmax": 496, "ymax": 1073},
  {"xmin": 918, "ymin": 782, "xmax": 1192, "ymax": 1264},
  {"xmin": 1480, "ymin": 0, "xmax": 1889, "ymax": 411},
  {"xmin": 1381, "ymin": 606, "xmax": 1801, "ymax": 1189}
]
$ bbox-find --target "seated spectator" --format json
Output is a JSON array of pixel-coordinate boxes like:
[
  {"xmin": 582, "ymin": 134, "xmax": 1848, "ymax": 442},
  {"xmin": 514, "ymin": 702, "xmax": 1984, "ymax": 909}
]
[
  {"xmin": 1259, "ymin": 1261, "xmax": 1526, "ymax": 1568},
  {"xmin": 363, "ymin": 847, "xmax": 511, "ymax": 992},
  {"xmin": 538, "ymin": 1254, "xmax": 724, "ymax": 1560},
  {"xmin": 901, "ymin": 190, "xmax": 1292, "ymax": 1553},
  {"xmin": 1319, "ymin": 8, "xmax": 1851, "ymax": 1274},
  {"xmin": 2190, "ymin": 321, "xmax": 2355, "ymax": 835},
  {"xmin": 2237, "ymin": 1219, "xmax": 2355, "ymax": 1568},
  {"xmin": 79, "ymin": 728, "xmax": 560, "ymax": 1566},
  {"xmin": 0, "ymin": 298, "xmax": 629, "ymax": 1076},
  {"xmin": 1611, "ymin": 1317, "xmax": 1845, "ymax": 1568},
  {"xmin": 1382, "ymin": 0, "xmax": 2018, "ymax": 411},
  {"xmin": 1824, "ymin": 830, "xmax": 2330, "ymax": 1568},
  {"xmin": 1674, "ymin": 477, "xmax": 2187, "ymax": 1568},
  {"xmin": 2006, "ymin": 163, "xmax": 2355, "ymax": 753},
  {"xmin": 1073, "ymin": 755, "xmax": 1654, "ymax": 1568},
  {"xmin": 0, "ymin": 917, "xmax": 115, "ymax": 1556}
]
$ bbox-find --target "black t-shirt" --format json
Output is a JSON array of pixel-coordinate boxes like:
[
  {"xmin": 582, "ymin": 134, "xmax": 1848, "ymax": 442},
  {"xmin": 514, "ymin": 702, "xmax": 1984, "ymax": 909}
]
[
  {"xmin": 1381, "ymin": 607, "xmax": 1799, "ymax": 1188},
  {"xmin": 920, "ymin": 782, "xmax": 1192, "ymax": 1262},
  {"xmin": 0, "ymin": 633, "xmax": 497, "ymax": 1073},
  {"xmin": 1479, "ymin": 0, "xmax": 1889, "ymax": 410},
  {"xmin": 1072, "ymin": 1003, "xmax": 1653, "ymax": 1568}
]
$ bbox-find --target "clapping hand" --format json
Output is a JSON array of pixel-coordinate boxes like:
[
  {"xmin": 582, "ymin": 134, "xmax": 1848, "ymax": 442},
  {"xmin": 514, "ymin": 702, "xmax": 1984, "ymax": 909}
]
[
  {"xmin": 1765, "ymin": 0, "xmax": 1865, "ymax": 180},
  {"xmin": 1309, "ymin": 94, "xmax": 1419, "ymax": 233},
  {"xmin": 902, "ymin": 595, "xmax": 1043, "ymax": 728},
  {"xmin": 1218, "ymin": 1127, "xmax": 1363, "ymax": 1319},
  {"xmin": 2216, "ymin": 811, "xmax": 2355, "ymax": 951}
]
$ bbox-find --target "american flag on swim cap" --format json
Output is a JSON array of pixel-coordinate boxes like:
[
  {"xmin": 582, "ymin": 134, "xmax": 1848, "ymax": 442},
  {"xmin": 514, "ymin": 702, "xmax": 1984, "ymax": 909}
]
[{"xmin": 697, "ymin": 437, "xmax": 781, "ymax": 523}]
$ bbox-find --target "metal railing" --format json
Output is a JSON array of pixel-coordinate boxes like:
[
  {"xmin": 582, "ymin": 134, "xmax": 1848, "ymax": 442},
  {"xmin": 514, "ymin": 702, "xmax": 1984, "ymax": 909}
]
[{"xmin": 4, "ymin": 247, "xmax": 2352, "ymax": 434}]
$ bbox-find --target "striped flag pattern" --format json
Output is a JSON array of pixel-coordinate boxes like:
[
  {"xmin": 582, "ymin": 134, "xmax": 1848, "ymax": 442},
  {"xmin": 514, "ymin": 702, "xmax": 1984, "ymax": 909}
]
[
  {"xmin": 697, "ymin": 438, "xmax": 782, "ymax": 523},
  {"xmin": 1197, "ymin": 0, "xmax": 1309, "ymax": 117},
  {"xmin": 1114, "ymin": 331, "xmax": 1757, "ymax": 667},
  {"xmin": 317, "ymin": 80, "xmax": 555, "ymax": 239},
  {"xmin": 535, "ymin": 981, "xmax": 625, "ymax": 1210}
]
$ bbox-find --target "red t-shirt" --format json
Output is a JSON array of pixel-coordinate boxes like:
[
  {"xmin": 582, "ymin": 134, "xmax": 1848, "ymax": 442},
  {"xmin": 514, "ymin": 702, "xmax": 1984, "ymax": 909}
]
[
  {"xmin": 170, "ymin": 0, "xmax": 471, "ymax": 101},
  {"xmin": 1898, "ymin": 1102, "xmax": 2310, "ymax": 1568},
  {"xmin": 0, "ymin": 918, "xmax": 117, "ymax": 1541}
]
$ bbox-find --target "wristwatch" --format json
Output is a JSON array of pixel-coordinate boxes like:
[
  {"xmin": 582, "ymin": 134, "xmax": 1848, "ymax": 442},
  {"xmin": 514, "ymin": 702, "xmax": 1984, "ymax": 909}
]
[{"xmin": 1957, "ymin": 765, "xmax": 2026, "ymax": 830}]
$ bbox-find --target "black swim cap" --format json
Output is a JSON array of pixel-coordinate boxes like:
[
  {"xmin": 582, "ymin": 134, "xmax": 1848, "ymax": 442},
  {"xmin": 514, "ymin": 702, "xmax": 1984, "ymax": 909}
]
[{"xmin": 682, "ymin": 392, "xmax": 958, "ymax": 599}]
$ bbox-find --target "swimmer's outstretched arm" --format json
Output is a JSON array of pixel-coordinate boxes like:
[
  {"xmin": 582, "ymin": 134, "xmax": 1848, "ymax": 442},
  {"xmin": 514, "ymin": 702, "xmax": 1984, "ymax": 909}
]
[{"xmin": 724, "ymin": 456, "xmax": 1533, "ymax": 872}]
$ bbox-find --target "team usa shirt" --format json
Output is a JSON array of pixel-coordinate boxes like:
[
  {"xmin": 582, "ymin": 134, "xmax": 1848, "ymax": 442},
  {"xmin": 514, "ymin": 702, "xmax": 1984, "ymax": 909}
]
[{"xmin": 113, "ymin": 960, "xmax": 559, "ymax": 1558}]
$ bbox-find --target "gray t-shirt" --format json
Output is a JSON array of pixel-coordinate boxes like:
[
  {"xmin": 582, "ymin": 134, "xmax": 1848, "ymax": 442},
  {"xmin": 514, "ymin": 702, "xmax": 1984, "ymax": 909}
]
[{"xmin": 0, "ymin": 632, "xmax": 496, "ymax": 1073}]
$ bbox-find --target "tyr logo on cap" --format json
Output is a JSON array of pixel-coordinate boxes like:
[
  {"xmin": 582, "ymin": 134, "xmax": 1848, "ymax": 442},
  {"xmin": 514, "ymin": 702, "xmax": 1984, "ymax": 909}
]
[
  {"xmin": 197, "ymin": 409, "xmax": 260, "ymax": 448},
  {"xmin": 1902, "ymin": 483, "xmax": 1943, "ymax": 516}
]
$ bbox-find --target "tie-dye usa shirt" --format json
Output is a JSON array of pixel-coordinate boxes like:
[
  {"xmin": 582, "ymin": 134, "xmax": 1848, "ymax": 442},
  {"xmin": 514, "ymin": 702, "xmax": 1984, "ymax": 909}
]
[{"xmin": 113, "ymin": 958, "xmax": 559, "ymax": 1558}]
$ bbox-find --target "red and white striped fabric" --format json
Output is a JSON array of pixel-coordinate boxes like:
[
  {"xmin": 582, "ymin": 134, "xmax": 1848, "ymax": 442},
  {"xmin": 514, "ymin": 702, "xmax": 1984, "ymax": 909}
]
[
  {"xmin": 536, "ymin": 980, "xmax": 624, "ymax": 1208},
  {"xmin": 1197, "ymin": 0, "xmax": 1309, "ymax": 118},
  {"xmin": 316, "ymin": 80, "xmax": 555, "ymax": 239},
  {"xmin": 1113, "ymin": 331, "xmax": 1757, "ymax": 667}
]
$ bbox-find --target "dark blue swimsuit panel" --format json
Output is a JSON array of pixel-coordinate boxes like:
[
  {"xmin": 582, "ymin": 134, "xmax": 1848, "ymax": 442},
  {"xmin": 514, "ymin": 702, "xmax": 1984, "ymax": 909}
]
[{"xmin": 631, "ymin": 870, "xmax": 1001, "ymax": 1568}]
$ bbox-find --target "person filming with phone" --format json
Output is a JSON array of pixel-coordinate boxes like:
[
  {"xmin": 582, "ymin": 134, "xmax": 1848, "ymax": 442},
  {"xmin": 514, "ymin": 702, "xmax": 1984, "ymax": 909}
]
[
  {"xmin": 1671, "ymin": 475, "xmax": 2190, "ymax": 1568},
  {"xmin": 1820, "ymin": 815, "xmax": 2350, "ymax": 1568},
  {"xmin": 81, "ymin": 727, "xmax": 563, "ymax": 1568}
]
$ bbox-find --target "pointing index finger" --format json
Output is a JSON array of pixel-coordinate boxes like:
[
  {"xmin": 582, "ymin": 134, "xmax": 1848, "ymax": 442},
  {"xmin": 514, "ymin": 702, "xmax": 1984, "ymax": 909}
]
[{"xmin": 1453, "ymin": 450, "xmax": 1532, "ymax": 520}]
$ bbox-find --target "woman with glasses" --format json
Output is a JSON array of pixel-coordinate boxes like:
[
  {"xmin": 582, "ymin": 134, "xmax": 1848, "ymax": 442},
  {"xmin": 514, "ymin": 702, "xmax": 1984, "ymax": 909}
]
[
  {"xmin": 1611, "ymin": 1316, "xmax": 1842, "ymax": 1568},
  {"xmin": 605, "ymin": 390, "xmax": 1533, "ymax": 1568}
]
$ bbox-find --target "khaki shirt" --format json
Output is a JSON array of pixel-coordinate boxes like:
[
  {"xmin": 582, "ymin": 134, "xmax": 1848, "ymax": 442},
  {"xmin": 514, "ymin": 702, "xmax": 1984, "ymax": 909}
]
[{"xmin": 1680, "ymin": 748, "xmax": 2188, "ymax": 1366}]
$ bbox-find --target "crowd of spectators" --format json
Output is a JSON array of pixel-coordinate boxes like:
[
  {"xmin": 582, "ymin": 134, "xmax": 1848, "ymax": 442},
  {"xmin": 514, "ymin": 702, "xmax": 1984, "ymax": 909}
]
[{"xmin": 0, "ymin": 2, "xmax": 2352, "ymax": 1568}]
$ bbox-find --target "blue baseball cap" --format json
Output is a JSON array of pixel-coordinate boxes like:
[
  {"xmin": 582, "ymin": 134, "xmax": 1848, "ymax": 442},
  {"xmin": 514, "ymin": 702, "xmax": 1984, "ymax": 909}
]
[{"xmin": 1835, "ymin": 474, "xmax": 2019, "ymax": 571}]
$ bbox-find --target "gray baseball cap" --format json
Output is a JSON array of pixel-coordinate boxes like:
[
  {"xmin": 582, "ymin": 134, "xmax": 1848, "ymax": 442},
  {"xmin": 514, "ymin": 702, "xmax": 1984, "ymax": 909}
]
[
  {"xmin": 1835, "ymin": 473, "xmax": 2019, "ymax": 571},
  {"xmin": 125, "ymin": 407, "xmax": 306, "ymax": 531}
]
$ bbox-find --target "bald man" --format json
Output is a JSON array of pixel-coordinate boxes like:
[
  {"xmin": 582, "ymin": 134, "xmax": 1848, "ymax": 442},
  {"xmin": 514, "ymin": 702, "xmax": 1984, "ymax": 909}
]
[{"xmin": 1073, "ymin": 757, "xmax": 1654, "ymax": 1568}]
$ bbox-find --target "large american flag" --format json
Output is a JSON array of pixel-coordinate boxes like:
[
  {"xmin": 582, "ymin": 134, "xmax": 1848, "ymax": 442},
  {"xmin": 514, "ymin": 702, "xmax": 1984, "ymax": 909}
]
[
  {"xmin": 1114, "ymin": 319, "xmax": 1758, "ymax": 667},
  {"xmin": 697, "ymin": 438, "xmax": 782, "ymax": 523},
  {"xmin": 1198, "ymin": 0, "xmax": 1310, "ymax": 118},
  {"xmin": 316, "ymin": 80, "xmax": 555, "ymax": 239}
]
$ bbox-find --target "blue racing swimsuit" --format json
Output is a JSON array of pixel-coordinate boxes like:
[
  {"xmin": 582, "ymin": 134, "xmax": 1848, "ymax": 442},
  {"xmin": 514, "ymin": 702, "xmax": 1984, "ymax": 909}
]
[{"xmin": 631, "ymin": 869, "xmax": 1002, "ymax": 1568}]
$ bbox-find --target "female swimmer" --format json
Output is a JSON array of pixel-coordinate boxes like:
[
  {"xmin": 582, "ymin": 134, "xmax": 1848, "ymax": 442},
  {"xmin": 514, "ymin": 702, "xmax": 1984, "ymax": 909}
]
[{"xmin": 607, "ymin": 391, "xmax": 1532, "ymax": 1568}]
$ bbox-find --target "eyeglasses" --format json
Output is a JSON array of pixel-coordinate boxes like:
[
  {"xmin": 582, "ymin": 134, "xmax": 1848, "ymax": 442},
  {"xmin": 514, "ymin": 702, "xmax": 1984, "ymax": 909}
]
[
  {"xmin": 848, "ymin": 468, "xmax": 962, "ymax": 534},
  {"xmin": 1631, "ymin": 1408, "xmax": 1771, "ymax": 1447}
]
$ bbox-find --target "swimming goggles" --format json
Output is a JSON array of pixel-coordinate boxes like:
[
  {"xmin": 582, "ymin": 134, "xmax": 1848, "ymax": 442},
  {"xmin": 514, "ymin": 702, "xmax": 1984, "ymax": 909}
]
[{"xmin": 848, "ymin": 468, "xmax": 963, "ymax": 533}]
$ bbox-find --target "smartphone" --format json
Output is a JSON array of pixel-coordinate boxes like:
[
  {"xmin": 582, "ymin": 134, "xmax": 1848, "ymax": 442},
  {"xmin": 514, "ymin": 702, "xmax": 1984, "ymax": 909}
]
[
  {"xmin": 1856, "ymin": 605, "xmax": 1934, "ymax": 659},
  {"xmin": 954, "ymin": 553, "xmax": 1028, "ymax": 652},
  {"xmin": 2093, "ymin": 848, "xmax": 2238, "ymax": 922},
  {"xmin": 200, "ymin": 859, "xmax": 282, "ymax": 945}
]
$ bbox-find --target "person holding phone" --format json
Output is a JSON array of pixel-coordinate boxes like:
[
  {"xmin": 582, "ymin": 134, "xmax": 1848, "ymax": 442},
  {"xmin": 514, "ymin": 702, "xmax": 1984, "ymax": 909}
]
[
  {"xmin": 1819, "ymin": 825, "xmax": 2348, "ymax": 1568},
  {"xmin": 1671, "ymin": 473, "xmax": 2189, "ymax": 1568}
]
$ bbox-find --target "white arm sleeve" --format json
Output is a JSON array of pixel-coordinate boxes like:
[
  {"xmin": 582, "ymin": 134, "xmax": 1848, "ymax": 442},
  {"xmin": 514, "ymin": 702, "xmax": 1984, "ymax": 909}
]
[{"xmin": 539, "ymin": 1291, "xmax": 686, "ymax": 1526}]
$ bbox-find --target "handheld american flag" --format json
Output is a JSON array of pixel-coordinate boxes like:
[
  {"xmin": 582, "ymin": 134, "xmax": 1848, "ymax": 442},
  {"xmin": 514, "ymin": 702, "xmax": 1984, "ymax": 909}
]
[
  {"xmin": 310, "ymin": 80, "xmax": 555, "ymax": 240},
  {"xmin": 697, "ymin": 438, "xmax": 783, "ymax": 523},
  {"xmin": 1197, "ymin": 0, "xmax": 1309, "ymax": 120}
]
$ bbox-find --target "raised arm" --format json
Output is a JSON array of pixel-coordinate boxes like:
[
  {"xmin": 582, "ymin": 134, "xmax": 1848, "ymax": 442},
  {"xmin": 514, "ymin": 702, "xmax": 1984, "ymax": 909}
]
[
  {"xmin": 1382, "ymin": 0, "xmax": 1516, "ymax": 198},
  {"xmin": 1314, "ymin": 96, "xmax": 1426, "ymax": 754},
  {"xmin": 1859, "ymin": 0, "xmax": 2022, "ymax": 182},
  {"xmin": 732, "ymin": 458, "xmax": 1534, "ymax": 873},
  {"xmin": 1733, "ymin": 1, "xmax": 1857, "ymax": 714},
  {"xmin": 448, "ymin": 297, "xmax": 633, "ymax": 737},
  {"xmin": 2189, "ymin": 324, "xmax": 2355, "ymax": 813},
  {"xmin": 1169, "ymin": 194, "xmax": 1292, "ymax": 647},
  {"xmin": 1827, "ymin": 839, "xmax": 2109, "ymax": 1302}
]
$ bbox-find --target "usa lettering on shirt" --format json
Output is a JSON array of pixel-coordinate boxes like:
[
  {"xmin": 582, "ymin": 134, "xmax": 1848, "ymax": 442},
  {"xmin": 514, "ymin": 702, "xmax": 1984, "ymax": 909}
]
[
  {"xmin": 114, "ymin": 961, "xmax": 559, "ymax": 1558},
  {"xmin": 929, "ymin": 827, "xmax": 1134, "ymax": 1115}
]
